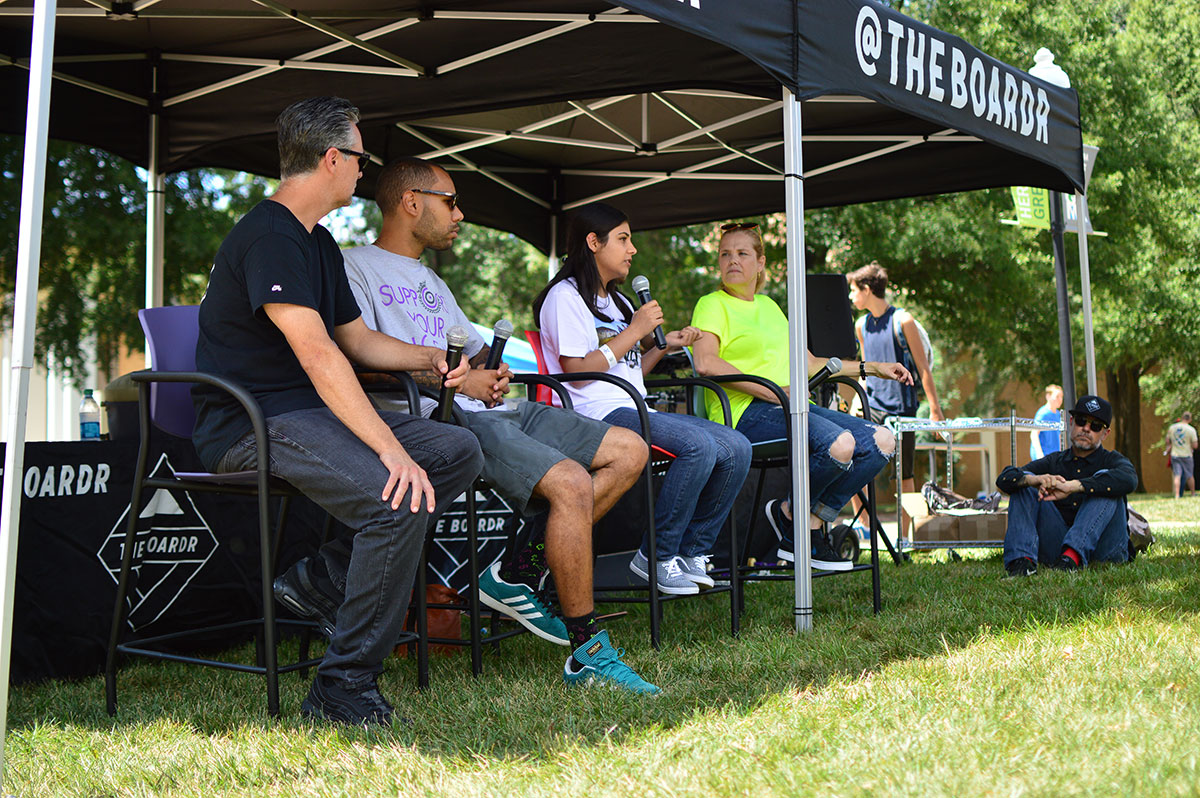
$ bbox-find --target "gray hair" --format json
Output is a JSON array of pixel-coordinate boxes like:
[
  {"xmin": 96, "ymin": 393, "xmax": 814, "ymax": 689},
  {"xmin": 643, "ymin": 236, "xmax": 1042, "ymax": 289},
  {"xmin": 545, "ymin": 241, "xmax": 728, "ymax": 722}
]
[{"xmin": 275, "ymin": 96, "xmax": 360, "ymax": 179}]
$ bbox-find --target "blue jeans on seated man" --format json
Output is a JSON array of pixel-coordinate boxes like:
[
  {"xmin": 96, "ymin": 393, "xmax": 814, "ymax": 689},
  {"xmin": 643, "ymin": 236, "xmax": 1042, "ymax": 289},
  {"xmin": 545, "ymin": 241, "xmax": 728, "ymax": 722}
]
[
  {"xmin": 736, "ymin": 401, "xmax": 892, "ymax": 525},
  {"xmin": 217, "ymin": 407, "xmax": 483, "ymax": 687},
  {"xmin": 1003, "ymin": 487, "xmax": 1129, "ymax": 567}
]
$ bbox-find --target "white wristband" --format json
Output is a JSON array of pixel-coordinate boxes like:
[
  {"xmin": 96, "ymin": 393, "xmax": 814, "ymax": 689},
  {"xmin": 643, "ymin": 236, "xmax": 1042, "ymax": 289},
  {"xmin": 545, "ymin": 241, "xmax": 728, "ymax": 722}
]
[{"xmin": 598, "ymin": 344, "xmax": 618, "ymax": 368}]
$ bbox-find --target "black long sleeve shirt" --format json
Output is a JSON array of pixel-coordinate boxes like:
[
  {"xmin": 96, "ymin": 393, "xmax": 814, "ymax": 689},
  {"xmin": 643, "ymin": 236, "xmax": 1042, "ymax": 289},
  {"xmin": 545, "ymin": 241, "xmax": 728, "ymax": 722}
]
[{"xmin": 996, "ymin": 446, "xmax": 1137, "ymax": 526}]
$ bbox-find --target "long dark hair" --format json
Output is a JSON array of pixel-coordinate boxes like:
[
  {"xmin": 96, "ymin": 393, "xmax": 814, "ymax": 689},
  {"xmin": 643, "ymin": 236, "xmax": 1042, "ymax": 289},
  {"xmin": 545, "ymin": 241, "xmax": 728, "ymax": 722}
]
[{"xmin": 533, "ymin": 202, "xmax": 635, "ymax": 327}]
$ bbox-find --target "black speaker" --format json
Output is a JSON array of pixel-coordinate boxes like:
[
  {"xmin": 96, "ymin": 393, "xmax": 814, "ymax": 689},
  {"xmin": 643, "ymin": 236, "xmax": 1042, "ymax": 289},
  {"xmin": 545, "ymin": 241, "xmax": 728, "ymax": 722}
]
[{"xmin": 806, "ymin": 273, "xmax": 858, "ymax": 359}]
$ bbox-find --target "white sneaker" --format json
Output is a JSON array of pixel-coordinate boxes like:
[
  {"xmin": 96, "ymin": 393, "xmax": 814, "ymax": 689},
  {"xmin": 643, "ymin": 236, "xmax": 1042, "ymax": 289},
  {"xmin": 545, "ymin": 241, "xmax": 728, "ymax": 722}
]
[
  {"xmin": 629, "ymin": 551, "xmax": 699, "ymax": 595},
  {"xmin": 675, "ymin": 554, "xmax": 715, "ymax": 589}
]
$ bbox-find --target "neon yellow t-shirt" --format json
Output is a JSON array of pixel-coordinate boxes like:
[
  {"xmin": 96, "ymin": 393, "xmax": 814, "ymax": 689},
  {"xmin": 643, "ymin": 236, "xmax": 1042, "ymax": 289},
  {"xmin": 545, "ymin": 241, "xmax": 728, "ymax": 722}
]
[{"xmin": 691, "ymin": 290, "xmax": 791, "ymax": 427}]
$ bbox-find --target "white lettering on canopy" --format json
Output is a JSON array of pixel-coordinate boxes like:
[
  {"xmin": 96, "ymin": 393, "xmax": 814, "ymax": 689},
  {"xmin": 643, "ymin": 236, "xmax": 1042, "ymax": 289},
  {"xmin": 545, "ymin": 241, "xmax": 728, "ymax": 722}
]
[{"xmin": 854, "ymin": 4, "xmax": 1052, "ymax": 145}]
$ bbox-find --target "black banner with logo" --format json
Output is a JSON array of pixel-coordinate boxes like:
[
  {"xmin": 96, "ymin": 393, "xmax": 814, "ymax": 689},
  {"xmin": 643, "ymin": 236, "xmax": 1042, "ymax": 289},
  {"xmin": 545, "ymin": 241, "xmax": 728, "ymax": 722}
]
[{"xmin": 4, "ymin": 434, "xmax": 532, "ymax": 685}]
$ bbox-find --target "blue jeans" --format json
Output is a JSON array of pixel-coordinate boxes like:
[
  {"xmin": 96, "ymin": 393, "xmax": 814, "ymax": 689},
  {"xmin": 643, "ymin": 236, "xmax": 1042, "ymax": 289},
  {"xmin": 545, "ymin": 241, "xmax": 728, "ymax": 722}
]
[
  {"xmin": 217, "ymin": 407, "xmax": 483, "ymax": 686},
  {"xmin": 736, "ymin": 400, "xmax": 892, "ymax": 524},
  {"xmin": 604, "ymin": 408, "xmax": 751, "ymax": 560},
  {"xmin": 1004, "ymin": 484, "xmax": 1128, "ymax": 566}
]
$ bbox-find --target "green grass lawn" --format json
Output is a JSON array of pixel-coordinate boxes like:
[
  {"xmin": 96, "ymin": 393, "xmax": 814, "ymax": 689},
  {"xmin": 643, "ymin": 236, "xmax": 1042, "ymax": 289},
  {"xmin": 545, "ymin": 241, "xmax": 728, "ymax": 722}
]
[{"xmin": 6, "ymin": 494, "xmax": 1200, "ymax": 797}]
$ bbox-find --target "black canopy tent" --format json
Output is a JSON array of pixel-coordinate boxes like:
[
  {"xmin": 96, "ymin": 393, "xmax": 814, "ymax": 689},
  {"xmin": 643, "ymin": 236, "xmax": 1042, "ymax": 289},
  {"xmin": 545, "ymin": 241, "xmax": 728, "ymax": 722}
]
[
  {"xmin": 1, "ymin": 1, "xmax": 1084, "ymax": 767},
  {"xmin": 1, "ymin": 1, "xmax": 1083, "ymax": 250}
]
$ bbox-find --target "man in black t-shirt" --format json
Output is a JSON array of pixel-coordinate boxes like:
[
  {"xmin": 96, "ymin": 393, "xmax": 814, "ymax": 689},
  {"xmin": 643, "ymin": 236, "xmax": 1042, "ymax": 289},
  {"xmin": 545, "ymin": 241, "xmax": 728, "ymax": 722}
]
[
  {"xmin": 997, "ymin": 395, "xmax": 1137, "ymax": 578},
  {"xmin": 193, "ymin": 97, "xmax": 483, "ymax": 727}
]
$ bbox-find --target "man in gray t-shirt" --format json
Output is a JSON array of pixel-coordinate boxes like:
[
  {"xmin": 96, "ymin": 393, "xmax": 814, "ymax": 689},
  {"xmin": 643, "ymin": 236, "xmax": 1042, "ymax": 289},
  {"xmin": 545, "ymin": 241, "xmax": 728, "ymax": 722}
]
[{"xmin": 335, "ymin": 157, "xmax": 659, "ymax": 694}]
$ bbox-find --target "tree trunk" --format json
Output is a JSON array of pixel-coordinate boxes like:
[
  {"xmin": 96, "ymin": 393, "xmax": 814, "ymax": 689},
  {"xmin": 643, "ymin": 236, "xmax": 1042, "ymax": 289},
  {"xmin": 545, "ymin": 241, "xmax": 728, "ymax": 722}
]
[{"xmin": 1106, "ymin": 363, "xmax": 1144, "ymax": 491}]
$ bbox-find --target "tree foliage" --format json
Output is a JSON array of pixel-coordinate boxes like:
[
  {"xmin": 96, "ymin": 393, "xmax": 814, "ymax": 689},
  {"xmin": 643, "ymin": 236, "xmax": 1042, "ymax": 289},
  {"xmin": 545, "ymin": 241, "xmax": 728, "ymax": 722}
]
[{"xmin": 0, "ymin": 136, "xmax": 269, "ymax": 383}]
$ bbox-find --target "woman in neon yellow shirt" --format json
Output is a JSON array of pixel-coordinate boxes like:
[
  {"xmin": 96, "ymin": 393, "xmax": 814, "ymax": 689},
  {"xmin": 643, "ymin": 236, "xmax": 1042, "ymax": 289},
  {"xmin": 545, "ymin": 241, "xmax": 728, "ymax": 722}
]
[{"xmin": 691, "ymin": 223, "xmax": 911, "ymax": 569}]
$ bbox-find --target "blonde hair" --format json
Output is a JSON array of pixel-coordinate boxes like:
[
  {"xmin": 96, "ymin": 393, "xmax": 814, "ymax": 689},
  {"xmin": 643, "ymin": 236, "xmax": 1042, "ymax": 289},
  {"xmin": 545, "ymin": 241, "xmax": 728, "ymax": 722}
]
[{"xmin": 718, "ymin": 226, "xmax": 767, "ymax": 292}]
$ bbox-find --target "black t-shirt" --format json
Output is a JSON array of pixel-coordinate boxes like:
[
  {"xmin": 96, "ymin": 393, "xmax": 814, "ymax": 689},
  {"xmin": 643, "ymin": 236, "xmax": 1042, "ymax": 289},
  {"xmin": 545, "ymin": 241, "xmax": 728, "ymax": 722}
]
[{"xmin": 192, "ymin": 200, "xmax": 361, "ymax": 470}]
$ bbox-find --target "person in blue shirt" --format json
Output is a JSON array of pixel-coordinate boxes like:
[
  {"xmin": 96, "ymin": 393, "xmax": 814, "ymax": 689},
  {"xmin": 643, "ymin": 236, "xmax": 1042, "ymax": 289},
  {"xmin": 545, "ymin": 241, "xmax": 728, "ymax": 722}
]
[{"xmin": 1030, "ymin": 384, "xmax": 1064, "ymax": 460}]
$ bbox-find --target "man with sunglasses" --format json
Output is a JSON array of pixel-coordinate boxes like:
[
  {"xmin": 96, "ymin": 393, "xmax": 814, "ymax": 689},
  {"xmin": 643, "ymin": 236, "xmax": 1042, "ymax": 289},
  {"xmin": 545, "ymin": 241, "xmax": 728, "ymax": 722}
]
[
  {"xmin": 195, "ymin": 97, "xmax": 484, "ymax": 726},
  {"xmin": 308, "ymin": 156, "xmax": 659, "ymax": 693},
  {"xmin": 996, "ymin": 395, "xmax": 1137, "ymax": 577}
]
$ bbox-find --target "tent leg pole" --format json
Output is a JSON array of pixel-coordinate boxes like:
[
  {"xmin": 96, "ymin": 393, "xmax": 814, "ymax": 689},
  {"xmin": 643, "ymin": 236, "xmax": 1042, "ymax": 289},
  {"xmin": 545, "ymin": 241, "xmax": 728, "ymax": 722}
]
[
  {"xmin": 1049, "ymin": 191, "xmax": 1076, "ymax": 415},
  {"xmin": 1075, "ymin": 192, "xmax": 1096, "ymax": 395},
  {"xmin": 145, "ymin": 105, "xmax": 166, "ymax": 327},
  {"xmin": 1, "ymin": 0, "xmax": 58, "ymax": 784},
  {"xmin": 783, "ymin": 87, "xmax": 813, "ymax": 634}
]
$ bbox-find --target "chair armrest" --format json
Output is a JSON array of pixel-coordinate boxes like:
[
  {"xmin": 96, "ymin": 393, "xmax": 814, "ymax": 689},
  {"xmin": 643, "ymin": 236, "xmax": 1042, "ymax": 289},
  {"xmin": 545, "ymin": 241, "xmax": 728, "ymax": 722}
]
[
  {"xmin": 352, "ymin": 368, "xmax": 423, "ymax": 416},
  {"xmin": 543, "ymin": 371, "xmax": 652, "ymax": 443},
  {"xmin": 827, "ymin": 375, "xmax": 875, "ymax": 421},
  {"xmin": 510, "ymin": 373, "xmax": 573, "ymax": 410},
  {"xmin": 695, "ymin": 373, "xmax": 790, "ymax": 409},
  {"xmin": 130, "ymin": 370, "xmax": 274, "ymax": 486},
  {"xmin": 644, "ymin": 376, "xmax": 734, "ymax": 426}
]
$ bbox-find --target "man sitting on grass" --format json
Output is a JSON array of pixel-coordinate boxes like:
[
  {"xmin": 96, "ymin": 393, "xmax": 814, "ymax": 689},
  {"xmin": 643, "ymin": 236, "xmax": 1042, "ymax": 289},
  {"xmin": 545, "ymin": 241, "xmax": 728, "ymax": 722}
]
[{"xmin": 998, "ymin": 395, "xmax": 1137, "ymax": 577}]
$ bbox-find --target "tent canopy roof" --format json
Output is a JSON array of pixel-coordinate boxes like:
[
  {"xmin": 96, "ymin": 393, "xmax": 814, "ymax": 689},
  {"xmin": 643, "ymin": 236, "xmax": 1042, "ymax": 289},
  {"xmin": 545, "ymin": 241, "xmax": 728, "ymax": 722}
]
[{"xmin": 0, "ymin": 1, "xmax": 1085, "ymax": 250}]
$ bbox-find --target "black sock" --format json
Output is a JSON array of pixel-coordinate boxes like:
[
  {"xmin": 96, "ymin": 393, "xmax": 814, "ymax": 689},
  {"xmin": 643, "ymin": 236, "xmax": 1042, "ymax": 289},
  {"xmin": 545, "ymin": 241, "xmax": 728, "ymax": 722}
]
[
  {"xmin": 499, "ymin": 516, "xmax": 547, "ymax": 589},
  {"xmin": 564, "ymin": 612, "xmax": 598, "ymax": 656}
]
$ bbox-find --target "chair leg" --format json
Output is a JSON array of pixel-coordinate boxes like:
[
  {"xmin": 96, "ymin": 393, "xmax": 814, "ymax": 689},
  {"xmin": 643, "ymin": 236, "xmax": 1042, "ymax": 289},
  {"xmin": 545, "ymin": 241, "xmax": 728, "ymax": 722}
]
[
  {"xmin": 865, "ymin": 484, "xmax": 883, "ymax": 615},
  {"xmin": 105, "ymin": 447, "xmax": 151, "ymax": 716},
  {"xmin": 259, "ymin": 492, "xmax": 281, "ymax": 717},
  {"xmin": 736, "ymin": 469, "xmax": 769, "ymax": 615},
  {"xmin": 644, "ymin": 465, "xmax": 661, "ymax": 650},
  {"xmin": 728, "ymin": 509, "xmax": 740, "ymax": 638},
  {"xmin": 416, "ymin": 538, "xmax": 430, "ymax": 690},
  {"xmin": 466, "ymin": 485, "xmax": 483, "ymax": 676}
]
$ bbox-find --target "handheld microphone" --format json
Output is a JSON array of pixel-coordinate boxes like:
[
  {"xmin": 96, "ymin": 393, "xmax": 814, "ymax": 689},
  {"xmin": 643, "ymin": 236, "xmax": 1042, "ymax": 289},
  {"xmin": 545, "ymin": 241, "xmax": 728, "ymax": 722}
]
[
  {"xmin": 807, "ymin": 357, "xmax": 843, "ymax": 392},
  {"xmin": 630, "ymin": 275, "xmax": 668, "ymax": 350},
  {"xmin": 483, "ymin": 319, "xmax": 514, "ymax": 371},
  {"xmin": 437, "ymin": 325, "xmax": 471, "ymax": 422}
]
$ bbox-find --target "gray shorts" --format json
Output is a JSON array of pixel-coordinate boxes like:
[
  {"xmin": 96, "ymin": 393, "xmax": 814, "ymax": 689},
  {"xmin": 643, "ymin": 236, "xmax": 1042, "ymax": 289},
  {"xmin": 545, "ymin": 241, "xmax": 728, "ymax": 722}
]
[
  {"xmin": 460, "ymin": 402, "xmax": 610, "ymax": 515},
  {"xmin": 1171, "ymin": 455, "xmax": 1194, "ymax": 481}
]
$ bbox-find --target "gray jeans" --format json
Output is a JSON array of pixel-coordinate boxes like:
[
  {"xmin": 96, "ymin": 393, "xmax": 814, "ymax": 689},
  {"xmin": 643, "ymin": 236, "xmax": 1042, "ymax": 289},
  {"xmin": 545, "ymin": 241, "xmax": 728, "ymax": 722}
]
[{"xmin": 217, "ymin": 407, "xmax": 483, "ymax": 685}]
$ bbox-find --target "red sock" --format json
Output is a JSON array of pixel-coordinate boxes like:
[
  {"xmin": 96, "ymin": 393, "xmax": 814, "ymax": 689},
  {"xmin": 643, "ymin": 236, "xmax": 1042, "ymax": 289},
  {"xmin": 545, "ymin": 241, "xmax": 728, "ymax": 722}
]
[{"xmin": 1061, "ymin": 546, "xmax": 1081, "ymax": 565}]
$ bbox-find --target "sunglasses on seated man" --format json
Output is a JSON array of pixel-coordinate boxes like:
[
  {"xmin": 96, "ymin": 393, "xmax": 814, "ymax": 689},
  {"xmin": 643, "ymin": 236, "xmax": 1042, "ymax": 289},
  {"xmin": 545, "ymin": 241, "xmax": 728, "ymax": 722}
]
[
  {"xmin": 1072, "ymin": 416, "xmax": 1107, "ymax": 433},
  {"xmin": 337, "ymin": 148, "xmax": 371, "ymax": 170},
  {"xmin": 412, "ymin": 187, "xmax": 459, "ymax": 210}
]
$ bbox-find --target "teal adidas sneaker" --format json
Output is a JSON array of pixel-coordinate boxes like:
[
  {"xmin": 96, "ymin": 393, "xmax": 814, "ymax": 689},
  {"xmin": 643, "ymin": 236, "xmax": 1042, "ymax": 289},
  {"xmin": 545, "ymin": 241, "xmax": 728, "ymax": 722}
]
[
  {"xmin": 478, "ymin": 561, "xmax": 569, "ymax": 645},
  {"xmin": 563, "ymin": 630, "xmax": 660, "ymax": 694}
]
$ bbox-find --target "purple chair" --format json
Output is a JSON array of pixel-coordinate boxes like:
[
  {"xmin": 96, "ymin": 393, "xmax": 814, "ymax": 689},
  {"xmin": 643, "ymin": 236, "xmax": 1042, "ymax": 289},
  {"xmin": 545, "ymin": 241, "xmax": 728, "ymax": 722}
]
[{"xmin": 104, "ymin": 305, "xmax": 425, "ymax": 717}]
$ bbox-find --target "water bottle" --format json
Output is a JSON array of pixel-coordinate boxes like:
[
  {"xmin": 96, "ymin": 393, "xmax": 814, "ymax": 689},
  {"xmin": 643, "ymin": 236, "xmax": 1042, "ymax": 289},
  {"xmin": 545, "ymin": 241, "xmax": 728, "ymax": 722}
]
[{"xmin": 79, "ymin": 389, "xmax": 101, "ymax": 441}]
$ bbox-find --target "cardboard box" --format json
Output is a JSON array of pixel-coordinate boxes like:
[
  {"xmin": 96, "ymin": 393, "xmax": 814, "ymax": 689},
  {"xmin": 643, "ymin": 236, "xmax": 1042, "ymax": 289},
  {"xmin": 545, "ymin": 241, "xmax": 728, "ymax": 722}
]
[
  {"xmin": 956, "ymin": 512, "xmax": 1007, "ymax": 542},
  {"xmin": 911, "ymin": 513, "xmax": 959, "ymax": 542}
]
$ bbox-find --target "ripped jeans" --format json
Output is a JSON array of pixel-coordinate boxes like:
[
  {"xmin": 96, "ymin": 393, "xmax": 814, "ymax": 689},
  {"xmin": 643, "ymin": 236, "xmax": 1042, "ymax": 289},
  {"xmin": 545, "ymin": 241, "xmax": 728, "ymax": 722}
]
[{"xmin": 736, "ymin": 401, "xmax": 894, "ymax": 523}]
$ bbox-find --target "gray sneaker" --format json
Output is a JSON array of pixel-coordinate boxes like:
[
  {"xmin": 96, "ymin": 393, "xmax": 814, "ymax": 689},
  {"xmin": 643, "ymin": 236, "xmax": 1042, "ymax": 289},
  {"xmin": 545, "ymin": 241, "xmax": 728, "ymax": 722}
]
[
  {"xmin": 629, "ymin": 551, "xmax": 699, "ymax": 595},
  {"xmin": 675, "ymin": 554, "xmax": 715, "ymax": 589}
]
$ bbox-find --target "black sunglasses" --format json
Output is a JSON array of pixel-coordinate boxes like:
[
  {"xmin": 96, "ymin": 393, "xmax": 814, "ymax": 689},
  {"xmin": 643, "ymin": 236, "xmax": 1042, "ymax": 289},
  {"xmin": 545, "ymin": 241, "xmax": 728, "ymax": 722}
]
[
  {"xmin": 413, "ymin": 187, "xmax": 459, "ymax": 210},
  {"xmin": 1072, "ymin": 416, "xmax": 1107, "ymax": 432},
  {"xmin": 337, "ymin": 148, "xmax": 371, "ymax": 170},
  {"xmin": 721, "ymin": 222, "xmax": 759, "ymax": 232}
]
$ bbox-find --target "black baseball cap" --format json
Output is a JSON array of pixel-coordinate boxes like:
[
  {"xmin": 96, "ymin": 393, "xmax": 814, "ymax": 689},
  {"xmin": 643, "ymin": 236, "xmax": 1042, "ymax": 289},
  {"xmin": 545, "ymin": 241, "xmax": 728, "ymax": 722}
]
[{"xmin": 1068, "ymin": 394, "xmax": 1112, "ymax": 427}]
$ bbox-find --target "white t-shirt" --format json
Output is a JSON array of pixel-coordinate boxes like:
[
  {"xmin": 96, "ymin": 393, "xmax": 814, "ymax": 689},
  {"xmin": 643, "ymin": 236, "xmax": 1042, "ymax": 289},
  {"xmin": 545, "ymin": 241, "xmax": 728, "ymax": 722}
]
[
  {"xmin": 342, "ymin": 244, "xmax": 490, "ymax": 416},
  {"xmin": 537, "ymin": 278, "xmax": 646, "ymax": 421}
]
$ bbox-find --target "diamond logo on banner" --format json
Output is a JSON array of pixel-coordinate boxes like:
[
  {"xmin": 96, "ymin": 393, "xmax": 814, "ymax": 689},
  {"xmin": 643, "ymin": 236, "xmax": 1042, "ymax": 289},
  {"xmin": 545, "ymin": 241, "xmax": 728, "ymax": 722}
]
[
  {"xmin": 97, "ymin": 453, "xmax": 218, "ymax": 631},
  {"xmin": 429, "ymin": 488, "xmax": 523, "ymax": 589}
]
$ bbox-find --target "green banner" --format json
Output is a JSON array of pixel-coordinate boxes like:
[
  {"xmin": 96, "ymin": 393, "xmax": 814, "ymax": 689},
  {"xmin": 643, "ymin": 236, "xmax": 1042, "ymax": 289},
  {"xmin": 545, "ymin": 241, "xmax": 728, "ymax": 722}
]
[{"xmin": 1011, "ymin": 186, "xmax": 1051, "ymax": 229}]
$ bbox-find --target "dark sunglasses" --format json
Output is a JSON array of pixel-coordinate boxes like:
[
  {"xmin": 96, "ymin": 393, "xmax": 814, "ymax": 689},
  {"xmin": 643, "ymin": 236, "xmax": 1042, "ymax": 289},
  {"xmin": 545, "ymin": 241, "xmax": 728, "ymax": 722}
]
[
  {"xmin": 1072, "ymin": 416, "xmax": 1107, "ymax": 433},
  {"xmin": 721, "ymin": 222, "xmax": 759, "ymax": 232},
  {"xmin": 413, "ymin": 187, "xmax": 459, "ymax": 210},
  {"xmin": 337, "ymin": 148, "xmax": 371, "ymax": 170}
]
